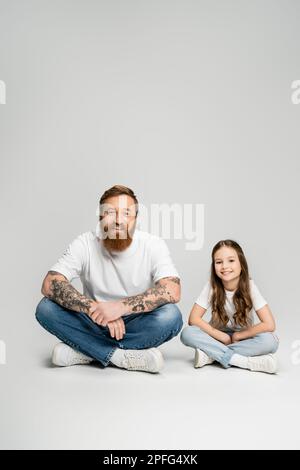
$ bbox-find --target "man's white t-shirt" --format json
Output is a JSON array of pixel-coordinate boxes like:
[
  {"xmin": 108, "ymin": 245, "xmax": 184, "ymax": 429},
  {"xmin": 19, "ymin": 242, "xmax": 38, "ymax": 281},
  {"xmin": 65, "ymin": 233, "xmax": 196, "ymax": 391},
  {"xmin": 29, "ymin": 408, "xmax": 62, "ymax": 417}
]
[
  {"xmin": 50, "ymin": 230, "xmax": 179, "ymax": 302},
  {"xmin": 195, "ymin": 279, "xmax": 267, "ymax": 330}
]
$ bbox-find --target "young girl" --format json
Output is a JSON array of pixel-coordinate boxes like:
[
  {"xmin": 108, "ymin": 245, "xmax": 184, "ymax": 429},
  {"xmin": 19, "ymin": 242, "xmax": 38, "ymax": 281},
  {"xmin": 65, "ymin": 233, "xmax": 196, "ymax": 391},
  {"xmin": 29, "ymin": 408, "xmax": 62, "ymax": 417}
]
[{"xmin": 180, "ymin": 240, "xmax": 279, "ymax": 374}]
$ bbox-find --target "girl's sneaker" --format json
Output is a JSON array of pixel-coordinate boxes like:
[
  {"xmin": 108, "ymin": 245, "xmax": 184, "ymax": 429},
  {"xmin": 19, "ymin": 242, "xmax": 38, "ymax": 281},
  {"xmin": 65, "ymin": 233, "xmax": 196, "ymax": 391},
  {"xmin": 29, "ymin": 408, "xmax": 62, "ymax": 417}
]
[
  {"xmin": 248, "ymin": 354, "xmax": 278, "ymax": 374},
  {"xmin": 194, "ymin": 348, "xmax": 214, "ymax": 368}
]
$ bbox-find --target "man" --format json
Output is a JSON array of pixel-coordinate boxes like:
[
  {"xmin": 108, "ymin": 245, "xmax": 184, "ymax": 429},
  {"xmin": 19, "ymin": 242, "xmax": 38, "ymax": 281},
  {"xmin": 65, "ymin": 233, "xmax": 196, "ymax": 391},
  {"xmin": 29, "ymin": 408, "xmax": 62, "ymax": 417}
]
[{"xmin": 36, "ymin": 185, "xmax": 183, "ymax": 373}]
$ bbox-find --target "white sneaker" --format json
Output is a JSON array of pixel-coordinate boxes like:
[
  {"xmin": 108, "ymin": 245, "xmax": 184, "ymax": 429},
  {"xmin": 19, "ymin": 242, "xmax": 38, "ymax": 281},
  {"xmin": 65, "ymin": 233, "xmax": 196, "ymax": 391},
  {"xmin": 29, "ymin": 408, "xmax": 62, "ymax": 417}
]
[
  {"xmin": 117, "ymin": 348, "xmax": 164, "ymax": 373},
  {"xmin": 248, "ymin": 354, "xmax": 278, "ymax": 374},
  {"xmin": 194, "ymin": 348, "xmax": 214, "ymax": 368},
  {"xmin": 52, "ymin": 343, "xmax": 93, "ymax": 367}
]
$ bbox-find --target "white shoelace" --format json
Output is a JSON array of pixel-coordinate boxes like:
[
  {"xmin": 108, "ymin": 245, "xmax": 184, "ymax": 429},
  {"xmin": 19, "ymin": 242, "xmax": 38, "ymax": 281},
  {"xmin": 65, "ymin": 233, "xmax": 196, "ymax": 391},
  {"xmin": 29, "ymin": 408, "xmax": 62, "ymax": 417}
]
[
  {"xmin": 69, "ymin": 350, "xmax": 92, "ymax": 364},
  {"xmin": 123, "ymin": 351, "xmax": 148, "ymax": 370}
]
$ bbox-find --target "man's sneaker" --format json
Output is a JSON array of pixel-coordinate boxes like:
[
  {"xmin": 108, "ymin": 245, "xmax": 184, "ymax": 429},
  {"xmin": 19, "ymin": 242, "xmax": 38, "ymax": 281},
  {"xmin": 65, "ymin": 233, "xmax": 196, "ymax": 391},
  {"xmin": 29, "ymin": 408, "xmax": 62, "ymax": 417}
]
[
  {"xmin": 117, "ymin": 348, "xmax": 164, "ymax": 373},
  {"xmin": 52, "ymin": 343, "xmax": 93, "ymax": 367},
  {"xmin": 194, "ymin": 348, "xmax": 214, "ymax": 368},
  {"xmin": 248, "ymin": 354, "xmax": 278, "ymax": 374}
]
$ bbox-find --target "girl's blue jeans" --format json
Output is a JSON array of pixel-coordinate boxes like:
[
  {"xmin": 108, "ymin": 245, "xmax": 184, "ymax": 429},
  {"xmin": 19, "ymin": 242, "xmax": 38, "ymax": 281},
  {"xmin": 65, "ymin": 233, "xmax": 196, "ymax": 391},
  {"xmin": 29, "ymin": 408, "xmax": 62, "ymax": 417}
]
[{"xmin": 180, "ymin": 325, "xmax": 279, "ymax": 368}]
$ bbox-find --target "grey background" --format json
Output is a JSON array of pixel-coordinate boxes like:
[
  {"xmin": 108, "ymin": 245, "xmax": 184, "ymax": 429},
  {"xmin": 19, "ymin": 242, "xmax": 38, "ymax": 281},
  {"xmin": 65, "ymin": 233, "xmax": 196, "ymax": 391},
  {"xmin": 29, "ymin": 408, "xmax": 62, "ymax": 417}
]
[{"xmin": 0, "ymin": 0, "xmax": 299, "ymax": 449}]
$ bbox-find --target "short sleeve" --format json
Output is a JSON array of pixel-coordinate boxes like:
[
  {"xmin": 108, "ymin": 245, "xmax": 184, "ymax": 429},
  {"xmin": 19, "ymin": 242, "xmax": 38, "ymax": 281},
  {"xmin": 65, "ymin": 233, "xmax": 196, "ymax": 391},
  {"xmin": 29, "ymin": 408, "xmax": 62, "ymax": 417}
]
[
  {"xmin": 195, "ymin": 281, "xmax": 211, "ymax": 309},
  {"xmin": 250, "ymin": 280, "xmax": 267, "ymax": 311},
  {"xmin": 49, "ymin": 235, "xmax": 87, "ymax": 282},
  {"xmin": 150, "ymin": 238, "xmax": 179, "ymax": 283}
]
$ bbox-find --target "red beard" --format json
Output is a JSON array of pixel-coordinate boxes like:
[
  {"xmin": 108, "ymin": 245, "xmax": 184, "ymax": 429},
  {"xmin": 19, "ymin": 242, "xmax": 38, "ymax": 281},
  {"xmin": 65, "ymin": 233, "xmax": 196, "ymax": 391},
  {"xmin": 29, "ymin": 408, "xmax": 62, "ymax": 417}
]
[
  {"xmin": 102, "ymin": 233, "xmax": 133, "ymax": 252},
  {"xmin": 101, "ymin": 224, "xmax": 135, "ymax": 252}
]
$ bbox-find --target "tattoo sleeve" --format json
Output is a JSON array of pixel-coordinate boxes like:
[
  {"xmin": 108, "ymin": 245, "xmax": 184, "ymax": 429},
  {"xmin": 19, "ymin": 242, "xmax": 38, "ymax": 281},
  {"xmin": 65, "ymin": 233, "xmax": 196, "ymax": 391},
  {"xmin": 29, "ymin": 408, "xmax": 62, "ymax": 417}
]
[
  {"xmin": 46, "ymin": 271, "xmax": 93, "ymax": 314},
  {"xmin": 121, "ymin": 276, "xmax": 181, "ymax": 314}
]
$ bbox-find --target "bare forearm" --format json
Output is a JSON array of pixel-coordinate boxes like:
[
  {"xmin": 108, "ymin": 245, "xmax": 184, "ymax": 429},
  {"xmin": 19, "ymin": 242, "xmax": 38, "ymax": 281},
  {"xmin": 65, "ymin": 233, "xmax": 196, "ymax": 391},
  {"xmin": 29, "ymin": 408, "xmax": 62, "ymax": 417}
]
[
  {"xmin": 190, "ymin": 316, "xmax": 226, "ymax": 342},
  {"xmin": 121, "ymin": 277, "xmax": 180, "ymax": 314},
  {"xmin": 237, "ymin": 322, "xmax": 275, "ymax": 340},
  {"xmin": 45, "ymin": 273, "xmax": 95, "ymax": 314}
]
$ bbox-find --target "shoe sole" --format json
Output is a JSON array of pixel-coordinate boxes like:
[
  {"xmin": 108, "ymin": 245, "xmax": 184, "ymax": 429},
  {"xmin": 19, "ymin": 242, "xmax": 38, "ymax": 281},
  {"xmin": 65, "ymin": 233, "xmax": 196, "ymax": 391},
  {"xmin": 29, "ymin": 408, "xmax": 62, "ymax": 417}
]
[
  {"xmin": 194, "ymin": 348, "xmax": 206, "ymax": 368},
  {"xmin": 52, "ymin": 343, "xmax": 67, "ymax": 366},
  {"xmin": 194, "ymin": 348, "xmax": 214, "ymax": 368},
  {"xmin": 149, "ymin": 348, "xmax": 164, "ymax": 373},
  {"xmin": 194, "ymin": 349, "xmax": 200, "ymax": 368}
]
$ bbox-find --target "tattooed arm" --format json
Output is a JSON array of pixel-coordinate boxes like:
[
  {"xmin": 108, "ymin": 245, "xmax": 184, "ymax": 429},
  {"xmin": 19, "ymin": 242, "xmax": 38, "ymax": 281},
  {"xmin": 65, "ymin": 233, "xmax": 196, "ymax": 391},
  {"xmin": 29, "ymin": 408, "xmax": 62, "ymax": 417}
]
[
  {"xmin": 121, "ymin": 276, "xmax": 181, "ymax": 314},
  {"xmin": 42, "ymin": 272, "xmax": 180, "ymax": 327},
  {"xmin": 41, "ymin": 271, "xmax": 96, "ymax": 314},
  {"xmin": 88, "ymin": 276, "xmax": 181, "ymax": 326}
]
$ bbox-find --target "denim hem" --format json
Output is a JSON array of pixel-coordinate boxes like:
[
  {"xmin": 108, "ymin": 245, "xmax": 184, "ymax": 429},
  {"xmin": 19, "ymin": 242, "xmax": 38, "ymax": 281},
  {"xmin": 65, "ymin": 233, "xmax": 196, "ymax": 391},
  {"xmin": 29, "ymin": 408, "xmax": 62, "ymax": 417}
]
[
  {"xmin": 219, "ymin": 348, "xmax": 235, "ymax": 368},
  {"xmin": 36, "ymin": 315, "xmax": 111, "ymax": 367},
  {"xmin": 103, "ymin": 346, "xmax": 118, "ymax": 367}
]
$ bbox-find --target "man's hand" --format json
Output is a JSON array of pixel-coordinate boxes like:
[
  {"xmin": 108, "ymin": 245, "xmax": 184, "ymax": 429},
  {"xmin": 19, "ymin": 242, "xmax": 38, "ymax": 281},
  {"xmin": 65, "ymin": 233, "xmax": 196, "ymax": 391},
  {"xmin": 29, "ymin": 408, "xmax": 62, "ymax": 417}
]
[
  {"xmin": 88, "ymin": 301, "xmax": 126, "ymax": 326},
  {"xmin": 107, "ymin": 318, "xmax": 126, "ymax": 340}
]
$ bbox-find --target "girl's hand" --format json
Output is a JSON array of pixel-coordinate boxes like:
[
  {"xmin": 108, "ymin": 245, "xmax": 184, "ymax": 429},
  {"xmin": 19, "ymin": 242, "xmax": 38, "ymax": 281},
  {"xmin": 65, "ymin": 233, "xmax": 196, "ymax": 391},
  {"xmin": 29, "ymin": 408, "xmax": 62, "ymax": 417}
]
[
  {"xmin": 217, "ymin": 331, "xmax": 232, "ymax": 345},
  {"xmin": 232, "ymin": 332, "xmax": 242, "ymax": 343}
]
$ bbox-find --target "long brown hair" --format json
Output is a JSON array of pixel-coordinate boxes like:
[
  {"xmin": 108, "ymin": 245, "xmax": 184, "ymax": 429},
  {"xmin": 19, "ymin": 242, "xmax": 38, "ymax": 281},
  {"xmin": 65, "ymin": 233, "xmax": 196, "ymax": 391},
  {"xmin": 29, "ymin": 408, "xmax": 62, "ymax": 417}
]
[{"xmin": 210, "ymin": 240, "xmax": 253, "ymax": 329}]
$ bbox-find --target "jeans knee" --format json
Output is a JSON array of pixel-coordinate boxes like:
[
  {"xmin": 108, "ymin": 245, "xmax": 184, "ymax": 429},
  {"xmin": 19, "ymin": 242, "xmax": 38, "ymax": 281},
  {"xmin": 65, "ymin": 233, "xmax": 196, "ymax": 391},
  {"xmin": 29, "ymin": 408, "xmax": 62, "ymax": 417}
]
[
  {"xmin": 35, "ymin": 297, "xmax": 57, "ymax": 326},
  {"xmin": 265, "ymin": 332, "xmax": 279, "ymax": 353},
  {"xmin": 180, "ymin": 325, "xmax": 198, "ymax": 346},
  {"xmin": 257, "ymin": 332, "xmax": 279, "ymax": 354},
  {"xmin": 170, "ymin": 303, "xmax": 183, "ymax": 332},
  {"xmin": 154, "ymin": 303, "xmax": 183, "ymax": 334},
  {"xmin": 180, "ymin": 326, "xmax": 189, "ymax": 345}
]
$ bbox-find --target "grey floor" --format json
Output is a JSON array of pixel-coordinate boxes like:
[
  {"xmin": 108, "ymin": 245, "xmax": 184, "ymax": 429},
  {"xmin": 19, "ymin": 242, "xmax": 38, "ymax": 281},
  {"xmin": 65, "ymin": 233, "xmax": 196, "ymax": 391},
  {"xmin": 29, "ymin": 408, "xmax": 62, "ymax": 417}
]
[{"xmin": 1, "ymin": 327, "xmax": 299, "ymax": 450}]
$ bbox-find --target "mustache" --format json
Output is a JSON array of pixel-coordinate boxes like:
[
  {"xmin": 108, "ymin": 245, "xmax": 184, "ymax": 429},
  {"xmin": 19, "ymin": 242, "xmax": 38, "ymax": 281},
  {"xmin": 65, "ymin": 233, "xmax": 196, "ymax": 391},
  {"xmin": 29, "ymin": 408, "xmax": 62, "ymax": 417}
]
[{"xmin": 104, "ymin": 224, "xmax": 127, "ymax": 231}]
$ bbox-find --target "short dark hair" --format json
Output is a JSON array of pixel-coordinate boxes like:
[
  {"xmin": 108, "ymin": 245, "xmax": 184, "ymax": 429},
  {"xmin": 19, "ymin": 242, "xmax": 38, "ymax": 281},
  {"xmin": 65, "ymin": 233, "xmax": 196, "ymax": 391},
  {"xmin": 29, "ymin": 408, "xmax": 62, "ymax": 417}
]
[{"xmin": 99, "ymin": 185, "xmax": 138, "ymax": 215}]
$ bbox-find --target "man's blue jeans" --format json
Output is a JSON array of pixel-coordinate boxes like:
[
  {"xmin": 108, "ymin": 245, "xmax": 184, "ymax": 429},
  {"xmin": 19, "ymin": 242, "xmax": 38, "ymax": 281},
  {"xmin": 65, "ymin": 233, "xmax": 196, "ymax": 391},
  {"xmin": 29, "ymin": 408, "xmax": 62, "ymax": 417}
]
[
  {"xmin": 180, "ymin": 325, "xmax": 279, "ymax": 368},
  {"xmin": 36, "ymin": 297, "xmax": 183, "ymax": 367}
]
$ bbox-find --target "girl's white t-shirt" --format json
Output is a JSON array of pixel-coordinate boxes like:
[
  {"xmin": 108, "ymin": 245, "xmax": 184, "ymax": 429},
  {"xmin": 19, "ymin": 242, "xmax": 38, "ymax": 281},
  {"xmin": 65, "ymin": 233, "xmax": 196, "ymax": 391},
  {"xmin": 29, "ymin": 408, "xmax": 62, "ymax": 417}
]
[
  {"xmin": 195, "ymin": 279, "xmax": 267, "ymax": 330},
  {"xmin": 50, "ymin": 229, "xmax": 179, "ymax": 302}
]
